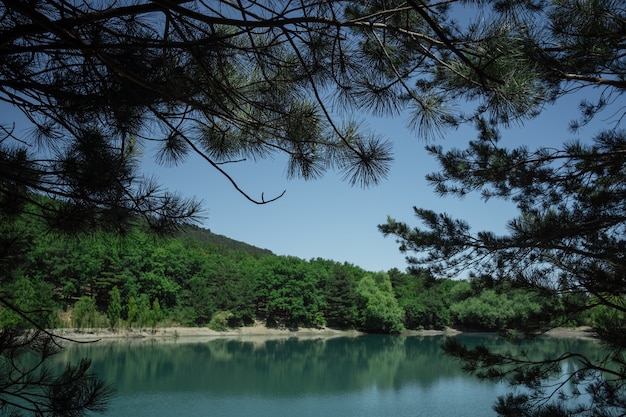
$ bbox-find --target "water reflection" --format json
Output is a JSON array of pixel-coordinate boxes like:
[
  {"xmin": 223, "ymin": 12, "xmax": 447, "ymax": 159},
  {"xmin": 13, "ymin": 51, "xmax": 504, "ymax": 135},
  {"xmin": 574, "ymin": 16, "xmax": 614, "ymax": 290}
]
[{"xmin": 57, "ymin": 334, "xmax": 601, "ymax": 398}]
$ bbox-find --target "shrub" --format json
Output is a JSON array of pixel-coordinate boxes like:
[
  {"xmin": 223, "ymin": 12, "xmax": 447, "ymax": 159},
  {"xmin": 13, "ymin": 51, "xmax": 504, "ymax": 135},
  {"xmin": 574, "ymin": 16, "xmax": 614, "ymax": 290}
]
[{"xmin": 208, "ymin": 311, "xmax": 233, "ymax": 331}]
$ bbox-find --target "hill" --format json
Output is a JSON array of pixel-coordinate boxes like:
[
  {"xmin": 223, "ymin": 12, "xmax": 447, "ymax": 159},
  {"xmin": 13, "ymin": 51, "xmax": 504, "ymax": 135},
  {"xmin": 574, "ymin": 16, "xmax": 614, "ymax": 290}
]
[{"xmin": 177, "ymin": 224, "xmax": 273, "ymax": 257}]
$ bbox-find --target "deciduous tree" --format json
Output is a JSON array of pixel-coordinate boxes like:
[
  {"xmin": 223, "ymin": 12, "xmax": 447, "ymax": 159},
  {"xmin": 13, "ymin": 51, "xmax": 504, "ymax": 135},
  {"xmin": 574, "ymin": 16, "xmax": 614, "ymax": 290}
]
[
  {"xmin": 357, "ymin": 273, "xmax": 405, "ymax": 333},
  {"xmin": 72, "ymin": 296, "xmax": 98, "ymax": 330},
  {"xmin": 107, "ymin": 286, "xmax": 122, "ymax": 330}
]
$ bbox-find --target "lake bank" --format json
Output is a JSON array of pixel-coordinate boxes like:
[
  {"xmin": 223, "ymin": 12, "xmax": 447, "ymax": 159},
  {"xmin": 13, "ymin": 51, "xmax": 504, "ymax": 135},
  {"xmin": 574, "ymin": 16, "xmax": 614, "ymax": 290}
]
[
  {"xmin": 49, "ymin": 322, "xmax": 595, "ymax": 343},
  {"xmin": 53, "ymin": 323, "xmax": 363, "ymax": 342}
]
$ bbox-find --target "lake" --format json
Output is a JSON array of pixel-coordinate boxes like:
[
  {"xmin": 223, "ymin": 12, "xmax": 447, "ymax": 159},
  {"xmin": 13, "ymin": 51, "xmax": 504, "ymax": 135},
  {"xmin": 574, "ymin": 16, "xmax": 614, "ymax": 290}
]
[{"xmin": 56, "ymin": 333, "xmax": 599, "ymax": 417}]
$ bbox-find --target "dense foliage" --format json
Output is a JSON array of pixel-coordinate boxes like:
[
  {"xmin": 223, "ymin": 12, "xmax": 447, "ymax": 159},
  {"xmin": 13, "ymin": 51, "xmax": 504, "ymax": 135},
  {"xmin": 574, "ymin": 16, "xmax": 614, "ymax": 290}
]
[{"xmin": 1, "ymin": 208, "xmax": 577, "ymax": 336}]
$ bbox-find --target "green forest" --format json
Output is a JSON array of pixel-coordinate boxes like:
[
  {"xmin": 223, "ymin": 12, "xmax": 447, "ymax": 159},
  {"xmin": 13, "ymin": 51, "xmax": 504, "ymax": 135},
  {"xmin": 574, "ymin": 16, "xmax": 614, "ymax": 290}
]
[
  {"xmin": 1, "ymin": 204, "xmax": 591, "ymax": 334},
  {"xmin": 2, "ymin": 0, "xmax": 625, "ymax": 415}
]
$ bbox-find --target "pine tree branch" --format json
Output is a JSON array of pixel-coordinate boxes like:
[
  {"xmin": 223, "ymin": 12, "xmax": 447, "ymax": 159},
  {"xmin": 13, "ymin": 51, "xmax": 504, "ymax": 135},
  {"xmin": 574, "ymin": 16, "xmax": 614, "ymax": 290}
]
[{"xmin": 559, "ymin": 72, "xmax": 626, "ymax": 88}]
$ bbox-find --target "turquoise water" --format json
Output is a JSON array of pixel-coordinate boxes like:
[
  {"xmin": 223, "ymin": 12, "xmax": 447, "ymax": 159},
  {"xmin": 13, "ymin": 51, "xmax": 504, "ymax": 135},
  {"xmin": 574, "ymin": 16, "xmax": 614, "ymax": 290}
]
[{"xmin": 56, "ymin": 334, "xmax": 597, "ymax": 417}]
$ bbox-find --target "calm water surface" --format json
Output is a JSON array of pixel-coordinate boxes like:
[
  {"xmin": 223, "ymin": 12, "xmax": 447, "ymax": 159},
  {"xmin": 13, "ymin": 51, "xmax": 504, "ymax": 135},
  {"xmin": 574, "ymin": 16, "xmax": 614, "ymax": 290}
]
[{"xmin": 56, "ymin": 334, "xmax": 598, "ymax": 417}]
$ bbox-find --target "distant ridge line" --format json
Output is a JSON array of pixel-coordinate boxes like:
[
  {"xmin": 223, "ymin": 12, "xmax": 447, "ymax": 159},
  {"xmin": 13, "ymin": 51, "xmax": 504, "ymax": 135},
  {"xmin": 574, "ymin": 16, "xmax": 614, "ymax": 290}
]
[{"xmin": 178, "ymin": 224, "xmax": 274, "ymax": 256}]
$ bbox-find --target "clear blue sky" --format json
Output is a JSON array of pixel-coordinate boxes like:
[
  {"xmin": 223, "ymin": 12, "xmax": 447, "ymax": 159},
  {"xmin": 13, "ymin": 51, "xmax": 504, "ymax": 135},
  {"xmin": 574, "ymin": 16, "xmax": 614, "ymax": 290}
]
[
  {"xmin": 3, "ymin": 91, "xmax": 601, "ymax": 273},
  {"xmin": 137, "ymin": 93, "xmax": 598, "ymax": 273}
]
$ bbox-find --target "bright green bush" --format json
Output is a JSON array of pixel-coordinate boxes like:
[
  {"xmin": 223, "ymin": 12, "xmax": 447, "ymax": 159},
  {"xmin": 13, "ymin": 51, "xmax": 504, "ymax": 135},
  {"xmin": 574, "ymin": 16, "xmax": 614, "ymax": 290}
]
[
  {"xmin": 72, "ymin": 296, "xmax": 98, "ymax": 329},
  {"xmin": 357, "ymin": 273, "xmax": 405, "ymax": 333},
  {"xmin": 208, "ymin": 311, "xmax": 234, "ymax": 331}
]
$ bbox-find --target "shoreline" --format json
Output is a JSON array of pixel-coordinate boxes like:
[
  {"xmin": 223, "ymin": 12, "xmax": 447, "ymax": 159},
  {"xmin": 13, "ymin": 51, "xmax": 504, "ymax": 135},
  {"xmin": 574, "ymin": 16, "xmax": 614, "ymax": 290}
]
[
  {"xmin": 53, "ymin": 325, "xmax": 364, "ymax": 342},
  {"xmin": 48, "ymin": 323, "xmax": 596, "ymax": 343}
]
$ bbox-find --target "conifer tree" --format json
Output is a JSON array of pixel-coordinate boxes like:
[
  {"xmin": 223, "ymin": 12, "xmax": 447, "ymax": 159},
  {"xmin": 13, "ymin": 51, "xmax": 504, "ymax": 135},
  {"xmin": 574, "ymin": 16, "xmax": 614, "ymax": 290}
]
[
  {"xmin": 378, "ymin": 0, "xmax": 626, "ymax": 415},
  {"xmin": 1, "ymin": 0, "xmax": 625, "ymax": 415}
]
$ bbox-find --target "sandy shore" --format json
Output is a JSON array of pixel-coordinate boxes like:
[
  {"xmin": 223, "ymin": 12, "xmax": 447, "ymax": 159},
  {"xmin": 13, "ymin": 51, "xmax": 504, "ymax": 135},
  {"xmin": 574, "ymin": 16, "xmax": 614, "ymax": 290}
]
[
  {"xmin": 51, "ymin": 321, "xmax": 462, "ymax": 343},
  {"xmin": 51, "ymin": 321, "xmax": 364, "ymax": 342},
  {"xmin": 543, "ymin": 326, "xmax": 596, "ymax": 339},
  {"xmin": 48, "ymin": 323, "xmax": 595, "ymax": 343}
]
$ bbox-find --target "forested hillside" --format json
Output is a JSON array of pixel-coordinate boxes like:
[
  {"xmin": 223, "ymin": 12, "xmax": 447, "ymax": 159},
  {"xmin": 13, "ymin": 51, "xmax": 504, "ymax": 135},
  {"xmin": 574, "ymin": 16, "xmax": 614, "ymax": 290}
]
[
  {"xmin": 1, "ymin": 205, "xmax": 590, "ymax": 334},
  {"xmin": 177, "ymin": 225, "xmax": 274, "ymax": 257}
]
